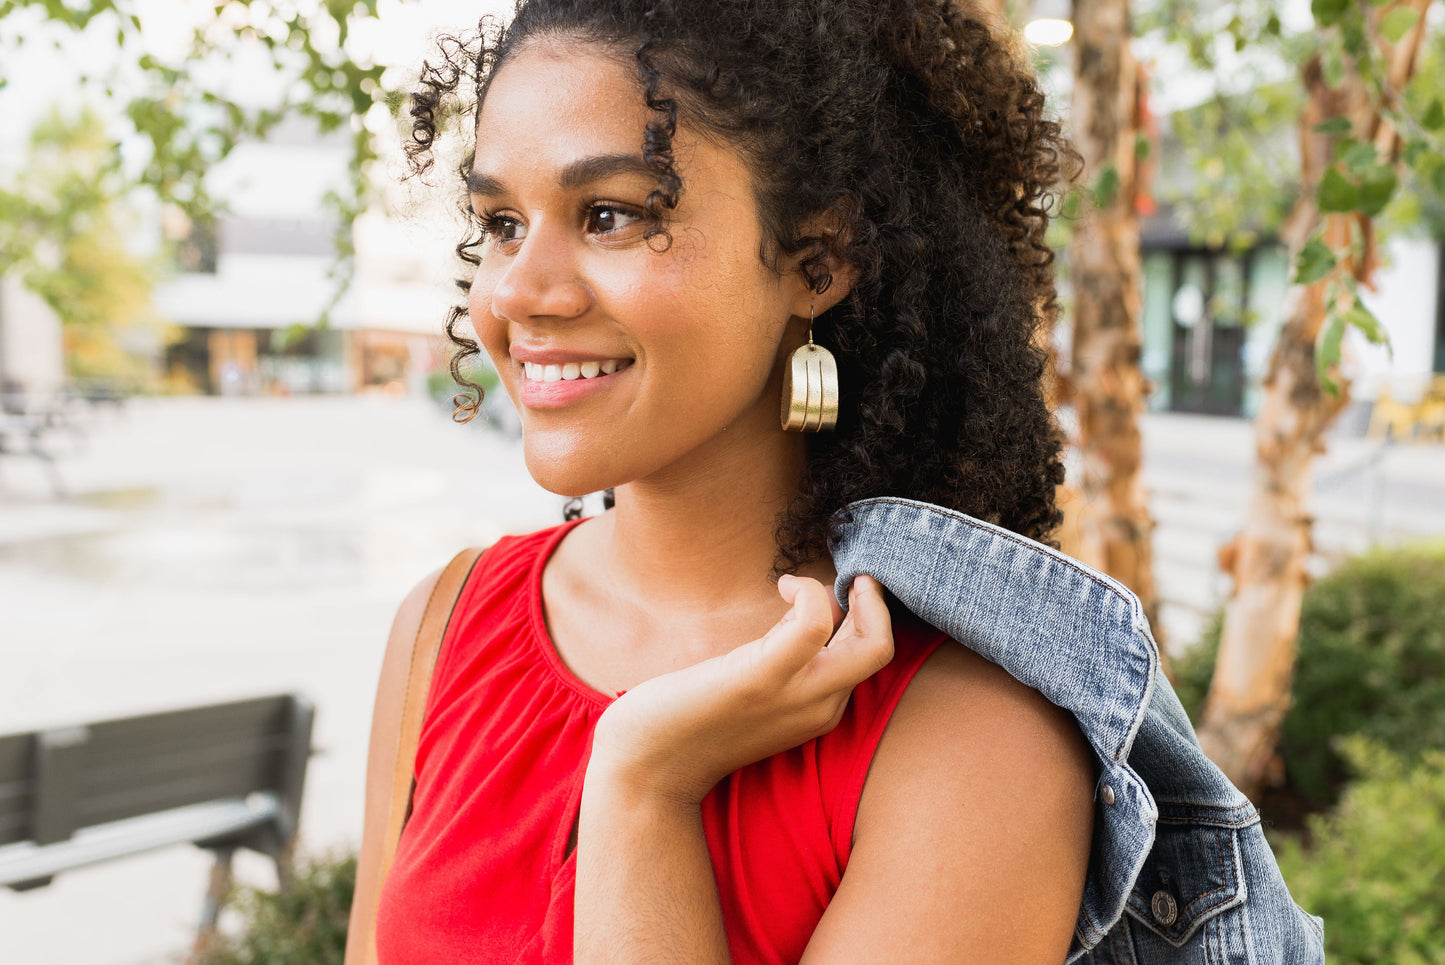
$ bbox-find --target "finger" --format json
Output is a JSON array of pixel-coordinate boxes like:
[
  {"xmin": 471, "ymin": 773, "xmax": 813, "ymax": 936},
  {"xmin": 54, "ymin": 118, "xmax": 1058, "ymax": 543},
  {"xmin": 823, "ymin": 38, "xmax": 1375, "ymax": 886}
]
[
  {"xmin": 827, "ymin": 581, "xmax": 846, "ymax": 630},
  {"xmin": 779, "ymin": 574, "xmax": 845, "ymax": 632},
  {"xmin": 765, "ymin": 576, "xmax": 837, "ymax": 671},
  {"xmin": 843, "ymin": 574, "xmax": 890, "ymax": 641},
  {"xmin": 812, "ymin": 575, "xmax": 895, "ymax": 685}
]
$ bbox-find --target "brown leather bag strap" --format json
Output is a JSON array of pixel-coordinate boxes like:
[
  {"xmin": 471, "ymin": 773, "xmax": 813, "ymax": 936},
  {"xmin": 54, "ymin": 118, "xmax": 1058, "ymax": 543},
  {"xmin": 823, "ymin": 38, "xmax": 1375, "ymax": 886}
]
[{"xmin": 375, "ymin": 546, "xmax": 486, "ymax": 910}]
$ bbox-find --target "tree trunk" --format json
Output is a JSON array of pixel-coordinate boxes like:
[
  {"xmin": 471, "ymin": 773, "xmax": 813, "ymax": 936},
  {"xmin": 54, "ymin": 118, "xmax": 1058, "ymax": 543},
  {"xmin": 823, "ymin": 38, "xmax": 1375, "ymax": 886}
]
[
  {"xmin": 1198, "ymin": 0, "xmax": 1433, "ymax": 798},
  {"xmin": 1067, "ymin": 0, "xmax": 1164, "ymax": 645}
]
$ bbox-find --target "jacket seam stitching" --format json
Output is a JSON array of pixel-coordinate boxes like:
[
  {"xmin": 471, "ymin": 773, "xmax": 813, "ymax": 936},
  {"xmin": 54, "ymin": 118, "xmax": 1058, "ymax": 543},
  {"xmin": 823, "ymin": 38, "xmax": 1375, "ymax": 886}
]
[
  {"xmin": 858, "ymin": 497, "xmax": 1129, "ymax": 597},
  {"xmin": 1155, "ymin": 814, "xmax": 1259, "ymax": 829}
]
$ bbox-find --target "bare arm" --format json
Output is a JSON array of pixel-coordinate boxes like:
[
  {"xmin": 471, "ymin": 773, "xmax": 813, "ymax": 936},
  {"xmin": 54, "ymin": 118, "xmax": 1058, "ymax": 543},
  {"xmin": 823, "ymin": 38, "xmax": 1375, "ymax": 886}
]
[
  {"xmin": 801, "ymin": 642, "xmax": 1096, "ymax": 963},
  {"xmin": 344, "ymin": 569, "xmax": 443, "ymax": 965}
]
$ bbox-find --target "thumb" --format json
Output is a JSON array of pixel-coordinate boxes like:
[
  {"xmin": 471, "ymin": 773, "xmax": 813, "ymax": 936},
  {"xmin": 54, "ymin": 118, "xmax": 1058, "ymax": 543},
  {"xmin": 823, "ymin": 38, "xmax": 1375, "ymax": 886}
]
[{"xmin": 765, "ymin": 575, "xmax": 837, "ymax": 667}]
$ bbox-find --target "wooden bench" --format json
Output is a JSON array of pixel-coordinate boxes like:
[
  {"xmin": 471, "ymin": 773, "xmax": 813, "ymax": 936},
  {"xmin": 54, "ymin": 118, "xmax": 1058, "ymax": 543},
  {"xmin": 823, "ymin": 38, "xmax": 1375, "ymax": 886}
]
[{"xmin": 0, "ymin": 694, "xmax": 315, "ymax": 951}]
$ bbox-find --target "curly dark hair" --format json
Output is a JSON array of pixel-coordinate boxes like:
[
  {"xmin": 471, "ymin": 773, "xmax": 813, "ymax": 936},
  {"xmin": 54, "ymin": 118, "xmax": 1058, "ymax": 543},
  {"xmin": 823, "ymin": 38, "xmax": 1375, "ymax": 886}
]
[{"xmin": 408, "ymin": 0, "xmax": 1074, "ymax": 570}]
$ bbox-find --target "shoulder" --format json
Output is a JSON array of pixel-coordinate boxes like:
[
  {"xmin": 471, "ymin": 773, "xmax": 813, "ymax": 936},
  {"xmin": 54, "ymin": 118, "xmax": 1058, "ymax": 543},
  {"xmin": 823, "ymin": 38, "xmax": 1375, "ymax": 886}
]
[
  {"xmin": 858, "ymin": 639, "xmax": 1096, "ymax": 854},
  {"xmin": 803, "ymin": 636, "xmax": 1095, "ymax": 962},
  {"xmin": 370, "ymin": 560, "xmax": 462, "ymax": 749},
  {"xmin": 873, "ymin": 640, "xmax": 1096, "ymax": 803}
]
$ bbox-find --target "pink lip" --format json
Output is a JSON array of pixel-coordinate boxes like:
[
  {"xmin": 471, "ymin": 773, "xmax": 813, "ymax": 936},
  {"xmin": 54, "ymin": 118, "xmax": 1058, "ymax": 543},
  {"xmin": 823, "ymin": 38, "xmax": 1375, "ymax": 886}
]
[{"xmin": 516, "ymin": 365, "xmax": 629, "ymax": 409}]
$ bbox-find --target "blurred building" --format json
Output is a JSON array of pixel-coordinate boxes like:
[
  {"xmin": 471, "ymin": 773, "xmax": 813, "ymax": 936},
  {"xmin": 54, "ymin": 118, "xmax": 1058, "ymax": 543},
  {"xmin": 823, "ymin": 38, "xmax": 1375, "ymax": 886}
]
[
  {"xmin": 0, "ymin": 276, "xmax": 65, "ymax": 398},
  {"xmin": 1136, "ymin": 215, "xmax": 1442, "ymax": 421},
  {"xmin": 154, "ymin": 120, "xmax": 457, "ymax": 398}
]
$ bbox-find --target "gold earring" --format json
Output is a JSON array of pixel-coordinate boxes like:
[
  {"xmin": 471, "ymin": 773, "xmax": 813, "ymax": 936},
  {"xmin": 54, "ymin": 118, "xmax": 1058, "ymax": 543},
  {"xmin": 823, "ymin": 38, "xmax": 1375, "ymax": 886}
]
[{"xmin": 781, "ymin": 304, "xmax": 839, "ymax": 432}]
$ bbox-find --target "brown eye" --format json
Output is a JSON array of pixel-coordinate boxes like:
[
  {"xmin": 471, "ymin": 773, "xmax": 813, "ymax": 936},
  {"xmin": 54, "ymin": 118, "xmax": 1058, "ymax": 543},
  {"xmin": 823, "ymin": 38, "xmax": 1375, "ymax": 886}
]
[
  {"xmin": 586, "ymin": 204, "xmax": 641, "ymax": 234},
  {"xmin": 479, "ymin": 213, "xmax": 526, "ymax": 243}
]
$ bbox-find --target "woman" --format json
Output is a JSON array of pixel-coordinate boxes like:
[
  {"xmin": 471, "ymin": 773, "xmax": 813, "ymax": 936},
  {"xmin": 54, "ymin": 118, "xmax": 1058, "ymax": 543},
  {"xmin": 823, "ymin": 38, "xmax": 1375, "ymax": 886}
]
[{"xmin": 347, "ymin": 1, "xmax": 1319, "ymax": 962}]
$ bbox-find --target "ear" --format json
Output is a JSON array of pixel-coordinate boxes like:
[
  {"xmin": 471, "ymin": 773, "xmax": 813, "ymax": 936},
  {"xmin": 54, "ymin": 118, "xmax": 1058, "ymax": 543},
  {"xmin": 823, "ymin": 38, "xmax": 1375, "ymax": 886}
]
[{"xmin": 786, "ymin": 196, "xmax": 859, "ymax": 318}]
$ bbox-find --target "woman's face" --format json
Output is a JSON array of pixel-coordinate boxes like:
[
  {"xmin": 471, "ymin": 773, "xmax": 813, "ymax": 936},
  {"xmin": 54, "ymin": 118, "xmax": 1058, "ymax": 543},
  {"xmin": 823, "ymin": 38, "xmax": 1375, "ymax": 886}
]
[{"xmin": 468, "ymin": 41, "xmax": 812, "ymax": 498}]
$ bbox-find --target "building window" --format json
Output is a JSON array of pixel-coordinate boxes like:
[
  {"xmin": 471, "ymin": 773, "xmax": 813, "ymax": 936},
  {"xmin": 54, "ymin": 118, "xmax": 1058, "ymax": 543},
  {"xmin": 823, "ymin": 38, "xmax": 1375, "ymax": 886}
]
[{"xmin": 1140, "ymin": 244, "xmax": 1288, "ymax": 418}]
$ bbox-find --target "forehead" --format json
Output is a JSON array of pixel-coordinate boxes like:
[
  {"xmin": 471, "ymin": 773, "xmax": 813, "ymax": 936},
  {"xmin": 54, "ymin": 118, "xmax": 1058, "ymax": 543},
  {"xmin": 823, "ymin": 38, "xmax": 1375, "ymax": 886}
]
[{"xmin": 472, "ymin": 42, "xmax": 654, "ymax": 172}]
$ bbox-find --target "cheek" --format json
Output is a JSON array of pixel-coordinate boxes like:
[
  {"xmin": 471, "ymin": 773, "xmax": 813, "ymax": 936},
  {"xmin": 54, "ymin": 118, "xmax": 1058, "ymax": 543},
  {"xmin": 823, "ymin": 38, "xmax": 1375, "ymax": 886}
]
[{"xmin": 467, "ymin": 276, "xmax": 509, "ymax": 367}]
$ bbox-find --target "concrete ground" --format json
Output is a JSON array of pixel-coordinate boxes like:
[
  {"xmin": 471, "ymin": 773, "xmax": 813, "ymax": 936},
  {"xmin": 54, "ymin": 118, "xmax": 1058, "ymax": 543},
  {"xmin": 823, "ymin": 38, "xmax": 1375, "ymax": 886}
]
[
  {"xmin": 1140, "ymin": 409, "xmax": 1445, "ymax": 647},
  {"xmin": 1, "ymin": 396, "xmax": 1442, "ymax": 964}
]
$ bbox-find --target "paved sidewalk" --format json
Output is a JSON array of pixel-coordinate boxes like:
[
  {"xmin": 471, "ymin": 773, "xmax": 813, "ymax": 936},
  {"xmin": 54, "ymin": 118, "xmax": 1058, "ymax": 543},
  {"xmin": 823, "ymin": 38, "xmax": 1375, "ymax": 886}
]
[{"xmin": 1, "ymin": 397, "xmax": 1442, "ymax": 964}]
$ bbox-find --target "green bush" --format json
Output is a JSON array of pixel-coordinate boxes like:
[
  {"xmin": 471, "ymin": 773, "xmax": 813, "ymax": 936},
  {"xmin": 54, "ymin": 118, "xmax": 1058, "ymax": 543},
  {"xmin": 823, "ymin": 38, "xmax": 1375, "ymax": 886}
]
[
  {"xmin": 1275, "ymin": 739, "xmax": 1445, "ymax": 965},
  {"xmin": 197, "ymin": 851, "xmax": 355, "ymax": 965},
  {"xmin": 1174, "ymin": 542, "xmax": 1445, "ymax": 807}
]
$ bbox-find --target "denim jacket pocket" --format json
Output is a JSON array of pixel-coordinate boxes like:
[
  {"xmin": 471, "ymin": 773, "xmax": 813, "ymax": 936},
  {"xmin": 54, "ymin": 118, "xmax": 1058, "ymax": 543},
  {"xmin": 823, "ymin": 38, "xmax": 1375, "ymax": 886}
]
[{"xmin": 1123, "ymin": 805, "xmax": 1252, "ymax": 949}]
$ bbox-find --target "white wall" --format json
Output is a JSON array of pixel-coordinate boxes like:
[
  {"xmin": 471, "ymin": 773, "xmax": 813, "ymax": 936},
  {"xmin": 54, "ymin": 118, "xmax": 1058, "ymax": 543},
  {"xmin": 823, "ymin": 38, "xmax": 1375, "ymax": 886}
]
[
  {"xmin": 0, "ymin": 276, "xmax": 65, "ymax": 394},
  {"xmin": 156, "ymin": 253, "xmax": 355, "ymax": 330},
  {"xmin": 1352, "ymin": 236, "xmax": 1441, "ymax": 401}
]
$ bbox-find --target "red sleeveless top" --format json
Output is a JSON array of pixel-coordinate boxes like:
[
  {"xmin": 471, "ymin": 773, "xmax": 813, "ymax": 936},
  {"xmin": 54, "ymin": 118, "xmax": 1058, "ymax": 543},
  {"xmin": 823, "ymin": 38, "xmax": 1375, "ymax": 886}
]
[{"xmin": 375, "ymin": 521, "xmax": 947, "ymax": 964}]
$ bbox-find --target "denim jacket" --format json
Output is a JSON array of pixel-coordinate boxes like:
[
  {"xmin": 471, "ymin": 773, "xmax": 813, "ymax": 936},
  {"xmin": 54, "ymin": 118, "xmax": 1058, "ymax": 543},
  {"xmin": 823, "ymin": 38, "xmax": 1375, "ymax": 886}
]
[{"xmin": 829, "ymin": 497, "xmax": 1325, "ymax": 964}]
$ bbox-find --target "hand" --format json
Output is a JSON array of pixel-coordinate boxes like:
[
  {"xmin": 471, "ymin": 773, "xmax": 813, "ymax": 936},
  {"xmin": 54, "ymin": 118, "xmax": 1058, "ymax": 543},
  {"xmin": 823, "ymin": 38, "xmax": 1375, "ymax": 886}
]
[{"xmin": 587, "ymin": 574, "xmax": 896, "ymax": 806}]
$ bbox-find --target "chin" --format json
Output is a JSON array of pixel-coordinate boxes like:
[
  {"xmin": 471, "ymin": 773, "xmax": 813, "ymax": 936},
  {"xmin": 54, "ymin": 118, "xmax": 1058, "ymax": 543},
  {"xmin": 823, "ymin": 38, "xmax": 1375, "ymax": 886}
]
[{"xmin": 522, "ymin": 442, "xmax": 626, "ymax": 500}]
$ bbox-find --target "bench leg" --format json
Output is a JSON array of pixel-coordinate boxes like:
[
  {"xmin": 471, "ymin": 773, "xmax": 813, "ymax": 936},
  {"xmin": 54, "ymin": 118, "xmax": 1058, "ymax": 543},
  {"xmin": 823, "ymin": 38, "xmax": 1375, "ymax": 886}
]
[{"xmin": 189, "ymin": 845, "xmax": 236, "ymax": 964}]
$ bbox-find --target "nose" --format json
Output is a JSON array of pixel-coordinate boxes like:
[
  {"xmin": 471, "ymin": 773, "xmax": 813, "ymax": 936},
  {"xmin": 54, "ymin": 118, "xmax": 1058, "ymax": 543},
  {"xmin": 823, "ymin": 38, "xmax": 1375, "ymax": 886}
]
[{"xmin": 483, "ymin": 223, "xmax": 592, "ymax": 324}]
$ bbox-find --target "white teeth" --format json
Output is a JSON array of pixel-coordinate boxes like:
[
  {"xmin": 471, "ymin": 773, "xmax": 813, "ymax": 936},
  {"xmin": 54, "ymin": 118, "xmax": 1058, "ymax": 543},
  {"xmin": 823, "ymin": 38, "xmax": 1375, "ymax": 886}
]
[{"xmin": 522, "ymin": 358, "xmax": 630, "ymax": 381}]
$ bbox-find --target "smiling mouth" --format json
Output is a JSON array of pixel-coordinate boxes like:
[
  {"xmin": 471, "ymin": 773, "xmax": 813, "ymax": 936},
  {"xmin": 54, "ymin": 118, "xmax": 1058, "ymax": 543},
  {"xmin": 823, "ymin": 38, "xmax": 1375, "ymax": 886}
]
[{"xmin": 522, "ymin": 359, "xmax": 634, "ymax": 383}]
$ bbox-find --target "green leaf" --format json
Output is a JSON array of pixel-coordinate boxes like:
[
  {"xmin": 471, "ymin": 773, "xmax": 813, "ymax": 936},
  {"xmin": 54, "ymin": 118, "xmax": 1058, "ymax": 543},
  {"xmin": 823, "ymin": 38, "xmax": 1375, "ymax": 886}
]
[
  {"xmin": 1312, "ymin": 0, "xmax": 1350, "ymax": 27},
  {"xmin": 1432, "ymin": 164, "xmax": 1445, "ymax": 197},
  {"xmin": 1422, "ymin": 99, "xmax": 1445, "ymax": 131},
  {"xmin": 1322, "ymin": 46, "xmax": 1347, "ymax": 89},
  {"xmin": 1338, "ymin": 140, "xmax": 1377, "ymax": 175},
  {"xmin": 1358, "ymin": 166, "xmax": 1398, "ymax": 216},
  {"xmin": 1060, "ymin": 189, "xmax": 1082, "ymax": 220},
  {"xmin": 1379, "ymin": 7, "xmax": 1419, "ymax": 43},
  {"xmin": 1317, "ymin": 309, "xmax": 1346, "ymax": 394},
  {"xmin": 1135, "ymin": 134, "xmax": 1152, "ymax": 161},
  {"xmin": 1314, "ymin": 116, "xmax": 1353, "ymax": 135},
  {"xmin": 1296, "ymin": 238, "xmax": 1337, "ymax": 285},
  {"xmin": 1092, "ymin": 164, "xmax": 1121, "ymax": 210},
  {"xmin": 1346, "ymin": 21, "xmax": 1375, "ymax": 59},
  {"xmin": 1345, "ymin": 300, "xmax": 1390, "ymax": 352},
  {"xmin": 1318, "ymin": 167, "xmax": 1361, "ymax": 212}
]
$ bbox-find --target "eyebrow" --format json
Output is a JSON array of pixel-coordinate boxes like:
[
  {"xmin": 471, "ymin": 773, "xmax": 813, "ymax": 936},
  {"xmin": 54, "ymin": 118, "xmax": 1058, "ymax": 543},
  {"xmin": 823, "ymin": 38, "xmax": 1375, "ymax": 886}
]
[{"xmin": 466, "ymin": 153, "xmax": 656, "ymax": 197}]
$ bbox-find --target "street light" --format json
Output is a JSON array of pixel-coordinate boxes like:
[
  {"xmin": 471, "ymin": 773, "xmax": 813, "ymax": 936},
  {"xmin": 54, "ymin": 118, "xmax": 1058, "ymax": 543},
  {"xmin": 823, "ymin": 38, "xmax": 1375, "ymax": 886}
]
[
  {"xmin": 1024, "ymin": 0, "xmax": 1073, "ymax": 46},
  {"xmin": 1025, "ymin": 18, "xmax": 1074, "ymax": 45}
]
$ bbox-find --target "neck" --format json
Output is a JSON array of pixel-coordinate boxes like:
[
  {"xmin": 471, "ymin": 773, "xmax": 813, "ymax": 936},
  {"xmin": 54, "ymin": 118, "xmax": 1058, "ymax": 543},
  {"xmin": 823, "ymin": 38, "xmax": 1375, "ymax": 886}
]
[{"xmin": 601, "ymin": 423, "xmax": 828, "ymax": 615}]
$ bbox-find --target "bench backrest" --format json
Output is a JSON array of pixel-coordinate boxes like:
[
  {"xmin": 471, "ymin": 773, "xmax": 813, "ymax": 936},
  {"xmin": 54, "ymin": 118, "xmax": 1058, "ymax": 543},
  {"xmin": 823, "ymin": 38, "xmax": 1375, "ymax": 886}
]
[{"xmin": 0, "ymin": 694, "xmax": 312, "ymax": 852}]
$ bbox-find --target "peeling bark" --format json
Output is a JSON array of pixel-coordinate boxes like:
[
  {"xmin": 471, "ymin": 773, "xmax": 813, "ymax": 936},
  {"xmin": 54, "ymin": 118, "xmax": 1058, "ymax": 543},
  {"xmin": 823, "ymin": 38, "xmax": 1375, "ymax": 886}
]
[
  {"xmin": 1198, "ymin": 0, "xmax": 1433, "ymax": 798},
  {"xmin": 1068, "ymin": 0, "xmax": 1164, "ymax": 647}
]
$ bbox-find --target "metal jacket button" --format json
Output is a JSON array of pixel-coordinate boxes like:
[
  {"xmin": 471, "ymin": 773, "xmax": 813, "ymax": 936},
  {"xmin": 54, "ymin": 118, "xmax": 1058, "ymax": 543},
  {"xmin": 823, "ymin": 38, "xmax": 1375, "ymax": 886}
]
[
  {"xmin": 1100, "ymin": 784, "xmax": 1116, "ymax": 806},
  {"xmin": 1151, "ymin": 890, "xmax": 1179, "ymax": 926}
]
